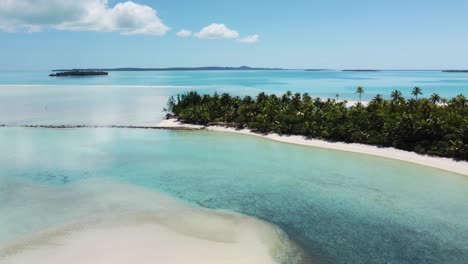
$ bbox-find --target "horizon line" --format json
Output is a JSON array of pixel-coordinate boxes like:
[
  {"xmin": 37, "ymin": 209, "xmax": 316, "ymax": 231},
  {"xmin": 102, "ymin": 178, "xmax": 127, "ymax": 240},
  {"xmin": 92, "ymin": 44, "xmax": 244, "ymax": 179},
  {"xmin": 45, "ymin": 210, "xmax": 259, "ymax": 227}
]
[{"xmin": 48, "ymin": 66, "xmax": 468, "ymax": 72}]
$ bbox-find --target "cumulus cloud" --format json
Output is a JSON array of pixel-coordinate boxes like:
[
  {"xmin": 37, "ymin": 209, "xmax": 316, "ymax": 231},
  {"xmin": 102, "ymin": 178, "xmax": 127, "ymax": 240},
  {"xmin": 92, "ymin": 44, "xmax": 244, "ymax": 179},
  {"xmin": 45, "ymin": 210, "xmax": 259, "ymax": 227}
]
[
  {"xmin": 0, "ymin": 0, "xmax": 169, "ymax": 35},
  {"xmin": 239, "ymin": 34, "xmax": 259, "ymax": 43},
  {"xmin": 176, "ymin": 29, "xmax": 192, "ymax": 37},
  {"xmin": 195, "ymin": 23, "xmax": 239, "ymax": 39}
]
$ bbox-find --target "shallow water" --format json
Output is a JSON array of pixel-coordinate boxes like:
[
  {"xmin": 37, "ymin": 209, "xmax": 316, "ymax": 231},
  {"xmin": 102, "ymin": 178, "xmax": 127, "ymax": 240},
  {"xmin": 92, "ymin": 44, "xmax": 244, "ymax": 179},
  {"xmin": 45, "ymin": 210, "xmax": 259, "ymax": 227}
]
[
  {"xmin": 1, "ymin": 128, "xmax": 468, "ymax": 263},
  {"xmin": 1, "ymin": 70, "xmax": 468, "ymax": 101},
  {"xmin": 0, "ymin": 85, "xmax": 178, "ymax": 125},
  {"xmin": 1, "ymin": 70, "xmax": 467, "ymax": 126},
  {"xmin": 0, "ymin": 179, "xmax": 306, "ymax": 264},
  {"xmin": 1, "ymin": 70, "xmax": 468, "ymax": 263}
]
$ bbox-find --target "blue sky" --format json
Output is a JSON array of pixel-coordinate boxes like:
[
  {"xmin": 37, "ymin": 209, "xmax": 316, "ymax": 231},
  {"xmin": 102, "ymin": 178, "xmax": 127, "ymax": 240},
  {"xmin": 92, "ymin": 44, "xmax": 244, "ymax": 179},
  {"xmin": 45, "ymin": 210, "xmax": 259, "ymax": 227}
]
[{"xmin": 1, "ymin": 0, "xmax": 467, "ymax": 70}]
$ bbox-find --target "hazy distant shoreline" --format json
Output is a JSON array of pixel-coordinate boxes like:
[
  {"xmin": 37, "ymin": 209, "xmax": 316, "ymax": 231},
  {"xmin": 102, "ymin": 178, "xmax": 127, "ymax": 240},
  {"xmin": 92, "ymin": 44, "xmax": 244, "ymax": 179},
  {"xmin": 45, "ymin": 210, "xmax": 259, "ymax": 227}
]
[
  {"xmin": 52, "ymin": 66, "xmax": 286, "ymax": 72},
  {"xmin": 51, "ymin": 67, "xmax": 467, "ymax": 72}
]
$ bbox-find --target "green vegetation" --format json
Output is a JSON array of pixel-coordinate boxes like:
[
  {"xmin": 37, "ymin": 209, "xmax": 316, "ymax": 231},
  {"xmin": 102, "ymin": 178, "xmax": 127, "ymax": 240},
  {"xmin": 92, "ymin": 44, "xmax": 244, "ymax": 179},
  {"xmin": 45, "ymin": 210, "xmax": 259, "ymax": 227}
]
[
  {"xmin": 167, "ymin": 88, "xmax": 468, "ymax": 161},
  {"xmin": 356, "ymin": 86, "xmax": 364, "ymax": 104},
  {"xmin": 412, "ymin": 87, "xmax": 422, "ymax": 100}
]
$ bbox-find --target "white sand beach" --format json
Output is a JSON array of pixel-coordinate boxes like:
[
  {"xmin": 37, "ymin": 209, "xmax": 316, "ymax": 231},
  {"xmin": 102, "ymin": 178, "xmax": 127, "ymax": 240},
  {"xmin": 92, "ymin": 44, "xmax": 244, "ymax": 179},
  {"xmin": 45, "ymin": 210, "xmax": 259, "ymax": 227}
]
[
  {"xmin": 0, "ymin": 179, "xmax": 303, "ymax": 264},
  {"xmin": 158, "ymin": 119, "xmax": 468, "ymax": 176}
]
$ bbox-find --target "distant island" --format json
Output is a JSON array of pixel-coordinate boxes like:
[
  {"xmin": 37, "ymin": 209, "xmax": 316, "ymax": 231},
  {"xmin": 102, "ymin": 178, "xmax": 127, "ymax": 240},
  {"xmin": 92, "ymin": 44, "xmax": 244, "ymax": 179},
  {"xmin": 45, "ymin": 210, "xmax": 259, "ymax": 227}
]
[
  {"xmin": 49, "ymin": 70, "xmax": 108, "ymax": 77},
  {"xmin": 443, "ymin": 70, "xmax": 468, "ymax": 73},
  {"xmin": 52, "ymin": 66, "xmax": 285, "ymax": 72},
  {"xmin": 342, "ymin": 69, "xmax": 380, "ymax": 72},
  {"xmin": 50, "ymin": 68, "xmax": 465, "ymax": 73}
]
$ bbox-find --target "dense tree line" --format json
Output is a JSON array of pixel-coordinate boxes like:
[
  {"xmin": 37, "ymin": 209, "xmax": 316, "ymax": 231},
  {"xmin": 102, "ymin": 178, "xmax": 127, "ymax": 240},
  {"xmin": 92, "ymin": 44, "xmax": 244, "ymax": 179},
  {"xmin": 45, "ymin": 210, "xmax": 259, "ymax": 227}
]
[{"xmin": 166, "ymin": 88, "xmax": 468, "ymax": 160}]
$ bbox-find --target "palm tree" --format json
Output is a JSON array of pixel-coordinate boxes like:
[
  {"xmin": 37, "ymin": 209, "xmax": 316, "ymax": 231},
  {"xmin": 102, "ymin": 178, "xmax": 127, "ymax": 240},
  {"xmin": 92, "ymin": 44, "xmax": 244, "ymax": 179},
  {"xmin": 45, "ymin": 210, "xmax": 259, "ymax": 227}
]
[
  {"xmin": 391, "ymin": 90, "xmax": 403, "ymax": 103},
  {"xmin": 373, "ymin": 94, "xmax": 384, "ymax": 104},
  {"xmin": 282, "ymin": 91, "xmax": 293, "ymax": 104},
  {"xmin": 412, "ymin": 87, "xmax": 422, "ymax": 100},
  {"xmin": 168, "ymin": 90, "xmax": 468, "ymax": 161},
  {"xmin": 356, "ymin": 86, "xmax": 364, "ymax": 104},
  {"xmin": 430, "ymin": 93, "xmax": 441, "ymax": 104},
  {"xmin": 454, "ymin": 94, "xmax": 467, "ymax": 108},
  {"xmin": 335, "ymin": 93, "xmax": 340, "ymax": 101}
]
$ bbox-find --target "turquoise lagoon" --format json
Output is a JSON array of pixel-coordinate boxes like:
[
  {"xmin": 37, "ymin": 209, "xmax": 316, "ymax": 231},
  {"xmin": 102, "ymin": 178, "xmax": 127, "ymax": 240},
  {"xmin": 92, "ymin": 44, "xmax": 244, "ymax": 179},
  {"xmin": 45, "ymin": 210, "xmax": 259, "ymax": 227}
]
[
  {"xmin": 1, "ymin": 70, "xmax": 468, "ymax": 263},
  {"xmin": 1, "ymin": 70, "xmax": 468, "ymax": 126},
  {"xmin": 1, "ymin": 70, "xmax": 468, "ymax": 101}
]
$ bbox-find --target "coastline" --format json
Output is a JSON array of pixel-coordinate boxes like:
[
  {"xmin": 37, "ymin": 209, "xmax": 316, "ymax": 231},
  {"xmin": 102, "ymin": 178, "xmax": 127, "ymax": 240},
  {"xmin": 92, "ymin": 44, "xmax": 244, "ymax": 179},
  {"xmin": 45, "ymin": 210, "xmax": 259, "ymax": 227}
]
[{"xmin": 158, "ymin": 119, "xmax": 468, "ymax": 176}]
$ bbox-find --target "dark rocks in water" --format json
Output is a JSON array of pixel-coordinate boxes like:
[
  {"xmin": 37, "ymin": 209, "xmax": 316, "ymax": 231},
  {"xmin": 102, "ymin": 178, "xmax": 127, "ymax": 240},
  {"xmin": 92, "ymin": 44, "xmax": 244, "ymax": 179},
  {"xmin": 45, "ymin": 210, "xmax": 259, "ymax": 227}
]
[{"xmin": 49, "ymin": 71, "xmax": 108, "ymax": 77}]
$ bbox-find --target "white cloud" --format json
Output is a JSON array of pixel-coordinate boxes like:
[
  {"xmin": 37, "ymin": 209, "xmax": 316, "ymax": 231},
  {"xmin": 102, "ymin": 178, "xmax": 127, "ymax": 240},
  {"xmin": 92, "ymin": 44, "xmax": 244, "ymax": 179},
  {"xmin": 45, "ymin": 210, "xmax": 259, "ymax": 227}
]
[
  {"xmin": 176, "ymin": 29, "xmax": 192, "ymax": 37},
  {"xmin": 195, "ymin": 23, "xmax": 239, "ymax": 39},
  {"xmin": 0, "ymin": 0, "xmax": 169, "ymax": 35},
  {"xmin": 239, "ymin": 34, "xmax": 259, "ymax": 43}
]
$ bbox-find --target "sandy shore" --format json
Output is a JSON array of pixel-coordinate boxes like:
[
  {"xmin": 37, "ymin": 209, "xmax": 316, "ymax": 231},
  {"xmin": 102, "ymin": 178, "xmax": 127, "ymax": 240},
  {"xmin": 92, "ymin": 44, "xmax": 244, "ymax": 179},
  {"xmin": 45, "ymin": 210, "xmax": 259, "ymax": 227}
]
[
  {"xmin": 0, "ymin": 179, "xmax": 305, "ymax": 264},
  {"xmin": 1, "ymin": 214, "xmax": 282, "ymax": 264},
  {"xmin": 158, "ymin": 119, "xmax": 468, "ymax": 176}
]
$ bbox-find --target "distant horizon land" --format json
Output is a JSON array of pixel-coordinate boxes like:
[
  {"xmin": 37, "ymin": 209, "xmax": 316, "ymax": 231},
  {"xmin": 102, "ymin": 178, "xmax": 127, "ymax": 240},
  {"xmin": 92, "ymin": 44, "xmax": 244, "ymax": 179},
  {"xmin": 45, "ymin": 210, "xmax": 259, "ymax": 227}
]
[{"xmin": 50, "ymin": 66, "xmax": 468, "ymax": 73}]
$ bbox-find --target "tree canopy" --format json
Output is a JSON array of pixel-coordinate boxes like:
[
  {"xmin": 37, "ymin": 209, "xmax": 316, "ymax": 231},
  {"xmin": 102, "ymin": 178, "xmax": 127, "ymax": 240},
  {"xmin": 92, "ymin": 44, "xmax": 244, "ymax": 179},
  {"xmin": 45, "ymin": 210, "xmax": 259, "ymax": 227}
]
[{"xmin": 167, "ymin": 90, "xmax": 468, "ymax": 161}]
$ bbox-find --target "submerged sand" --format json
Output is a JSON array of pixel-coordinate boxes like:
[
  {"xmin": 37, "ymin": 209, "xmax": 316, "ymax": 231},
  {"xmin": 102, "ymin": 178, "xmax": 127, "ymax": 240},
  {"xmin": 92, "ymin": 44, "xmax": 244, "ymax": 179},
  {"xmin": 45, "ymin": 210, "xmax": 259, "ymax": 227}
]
[
  {"xmin": 0, "ymin": 179, "xmax": 305, "ymax": 264},
  {"xmin": 1, "ymin": 214, "xmax": 287, "ymax": 264},
  {"xmin": 158, "ymin": 119, "xmax": 468, "ymax": 176}
]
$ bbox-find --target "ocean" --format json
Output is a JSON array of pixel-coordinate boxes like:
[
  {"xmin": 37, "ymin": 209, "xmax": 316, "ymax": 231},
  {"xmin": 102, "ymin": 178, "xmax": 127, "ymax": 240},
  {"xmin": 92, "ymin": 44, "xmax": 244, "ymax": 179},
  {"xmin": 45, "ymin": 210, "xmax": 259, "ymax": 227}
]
[{"xmin": 1, "ymin": 70, "xmax": 468, "ymax": 263}]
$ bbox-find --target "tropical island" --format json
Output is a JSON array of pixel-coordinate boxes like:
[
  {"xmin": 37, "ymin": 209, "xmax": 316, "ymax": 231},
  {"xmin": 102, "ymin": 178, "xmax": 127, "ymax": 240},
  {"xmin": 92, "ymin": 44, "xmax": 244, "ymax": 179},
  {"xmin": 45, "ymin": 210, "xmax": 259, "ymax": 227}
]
[
  {"xmin": 166, "ymin": 87, "xmax": 468, "ymax": 161},
  {"xmin": 49, "ymin": 70, "xmax": 108, "ymax": 77}
]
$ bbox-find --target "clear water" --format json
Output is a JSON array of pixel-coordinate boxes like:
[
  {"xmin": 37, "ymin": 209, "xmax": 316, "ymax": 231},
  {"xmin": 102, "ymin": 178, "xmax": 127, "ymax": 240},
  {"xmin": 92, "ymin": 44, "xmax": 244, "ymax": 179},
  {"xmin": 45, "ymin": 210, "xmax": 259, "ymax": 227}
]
[
  {"xmin": 1, "ymin": 128, "xmax": 468, "ymax": 263},
  {"xmin": 0, "ymin": 85, "xmax": 178, "ymax": 125},
  {"xmin": 1, "ymin": 70, "xmax": 468, "ymax": 263},
  {"xmin": 1, "ymin": 70, "xmax": 467, "ymax": 126},
  {"xmin": 1, "ymin": 70, "xmax": 468, "ymax": 101}
]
